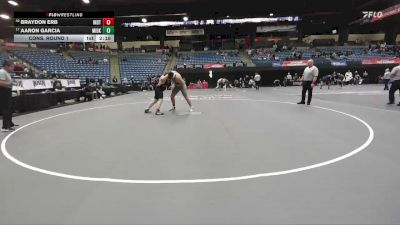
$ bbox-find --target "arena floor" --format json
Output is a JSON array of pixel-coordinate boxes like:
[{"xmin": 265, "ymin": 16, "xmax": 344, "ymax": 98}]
[{"xmin": 1, "ymin": 84, "xmax": 400, "ymax": 224}]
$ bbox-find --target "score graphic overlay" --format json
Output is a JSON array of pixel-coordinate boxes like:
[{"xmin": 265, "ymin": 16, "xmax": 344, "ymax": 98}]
[{"xmin": 14, "ymin": 12, "xmax": 115, "ymax": 43}]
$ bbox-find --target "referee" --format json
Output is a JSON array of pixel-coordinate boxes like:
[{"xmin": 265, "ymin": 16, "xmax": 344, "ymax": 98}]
[
  {"xmin": 298, "ymin": 59, "xmax": 319, "ymax": 105},
  {"xmin": 387, "ymin": 64, "xmax": 400, "ymax": 106},
  {"xmin": 0, "ymin": 60, "xmax": 15, "ymax": 132}
]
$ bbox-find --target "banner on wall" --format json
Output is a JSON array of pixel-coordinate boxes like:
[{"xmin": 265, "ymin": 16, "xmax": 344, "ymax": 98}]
[
  {"xmin": 12, "ymin": 79, "xmax": 81, "ymax": 91},
  {"xmin": 272, "ymin": 62, "xmax": 282, "ymax": 67},
  {"xmin": 94, "ymin": 48, "xmax": 111, "ymax": 53},
  {"xmin": 282, "ymin": 60, "xmax": 308, "ymax": 67},
  {"xmin": 203, "ymin": 64, "xmax": 225, "ymax": 69},
  {"xmin": 166, "ymin": 29, "xmax": 205, "ymax": 36},
  {"xmin": 5, "ymin": 42, "xmax": 16, "ymax": 47},
  {"xmin": 4, "ymin": 42, "xmax": 30, "ymax": 48},
  {"xmin": 267, "ymin": 37, "xmax": 283, "ymax": 42},
  {"xmin": 362, "ymin": 58, "xmax": 400, "ymax": 65},
  {"xmin": 256, "ymin": 25, "xmax": 296, "ymax": 33},
  {"xmin": 331, "ymin": 61, "xmax": 348, "ymax": 66},
  {"xmin": 60, "ymin": 79, "xmax": 81, "ymax": 88}
]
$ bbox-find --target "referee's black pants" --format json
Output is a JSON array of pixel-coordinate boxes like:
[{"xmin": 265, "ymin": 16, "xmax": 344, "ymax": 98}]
[
  {"xmin": 301, "ymin": 81, "xmax": 313, "ymax": 104},
  {"xmin": 389, "ymin": 80, "xmax": 400, "ymax": 104},
  {"xmin": 0, "ymin": 87, "xmax": 12, "ymax": 129}
]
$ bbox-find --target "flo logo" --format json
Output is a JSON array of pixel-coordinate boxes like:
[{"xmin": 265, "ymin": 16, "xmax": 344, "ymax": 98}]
[{"xmin": 362, "ymin": 11, "xmax": 383, "ymax": 19}]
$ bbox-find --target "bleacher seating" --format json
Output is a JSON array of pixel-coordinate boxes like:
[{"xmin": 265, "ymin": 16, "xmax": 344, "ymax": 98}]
[
  {"xmin": 176, "ymin": 51, "xmax": 243, "ymax": 66},
  {"xmin": 9, "ymin": 48, "xmax": 110, "ymax": 82},
  {"xmin": 252, "ymin": 46, "xmax": 398, "ymax": 66},
  {"xmin": 70, "ymin": 51, "xmax": 110, "ymax": 63},
  {"xmin": 119, "ymin": 53, "xmax": 167, "ymax": 82}
]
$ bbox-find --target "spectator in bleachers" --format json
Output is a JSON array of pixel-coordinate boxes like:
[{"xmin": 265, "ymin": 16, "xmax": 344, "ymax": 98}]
[
  {"xmin": 196, "ymin": 78, "xmax": 202, "ymax": 89},
  {"xmin": 244, "ymin": 75, "xmax": 250, "ymax": 88},
  {"xmin": 122, "ymin": 77, "xmax": 129, "ymax": 85},
  {"xmin": 202, "ymin": 80, "xmax": 209, "ymax": 89},
  {"xmin": 284, "ymin": 72, "xmax": 292, "ymax": 87},
  {"xmin": 298, "ymin": 52, "xmax": 303, "ymax": 60},
  {"xmin": 95, "ymin": 86, "xmax": 105, "ymax": 100},
  {"xmin": 380, "ymin": 42, "xmax": 387, "ymax": 51},
  {"xmin": 239, "ymin": 77, "xmax": 244, "ymax": 87},
  {"xmin": 335, "ymin": 73, "xmax": 345, "ymax": 87},
  {"xmin": 354, "ymin": 71, "xmax": 361, "ymax": 85},
  {"xmin": 52, "ymin": 75, "xmax": 65, "ymax": 104},
  {"xmin": 140, "ymin": 80, "xmax": 146, "ymax": 91},
  {"xmin": 273, "ymin": 78, "xmax": 281, "ymax": 87},
  {"xmin": 83, "ymin": 81, "xmax": 98, "ymax": 101},
  {"xmin": 249, "ymin": 77, "xmax": 257, "ymax": 89},
  {"xmin": 293, "ymin": 73, "xmax": 299, "ymax": 82},
  {"xmin": 345, "ymin": 70, "xmax": 353, "ymax": 85},
  {"xmin": 362, "ymin": 70, "xmax": 369, "ymax": 84},
  {"xmin": 234, "ymin": 79, "xmax": 240, "ymax": 88},
  {"xmin": 286, "ymin": 72, "xmax": 292, "ymax": 81},
  {"xmin": 283, "ymin": 75, "xmax": 288, "ymax": 87},
  {"xmin": 320, "ymin": 74, "xmax": 333, "ymax": 90},
  {"xmin": 98, "ymin": 79, "xmax": 104, "ymax": 87},
  {"xmin": 52, "ymin": 75, "xmax": 63, "ymax": 91},
  {"xmin": 254, "ymin": 73, "xmax": 261, "ymax": 90},
  {"xmin": 216, "ymin": 78, "xmax": 230, "ymax": 90}
]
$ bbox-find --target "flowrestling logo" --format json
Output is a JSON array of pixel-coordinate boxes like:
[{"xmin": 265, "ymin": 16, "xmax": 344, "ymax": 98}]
[
  {"xmin": 33, "ymin": 80, "xmax": 46, "ymax": 87},
  {"xmin": 67, "ymin": 80, "xmax": 76, "ymax": 86},
  {"xmin": 15, "ymin": 80, "xmax": 24, "ymax": 88},
  {"xmin": 362, "ymin": 11, "xmax": 383, "ymax": 19}
]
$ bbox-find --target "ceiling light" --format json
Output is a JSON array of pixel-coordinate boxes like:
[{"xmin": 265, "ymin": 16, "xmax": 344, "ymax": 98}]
[
  {"xmin": 141, "ymin": 18, "xmax": 147, "ymax": 23},
  {"xmin": 8, "ymin": 0, "xmax": 18, "ymax": 6},
  {"xmin": 183, "ymin": 16, "xmax": 188, "ymax": 21},
  {"xmin": 82, "ymin": 0, "xmax": 90, "ymax": 4},
  {"xmin": 269, "ymin": 13, "xmax": 274, "ymax": 17},
  {"xmin": 0, "ymin": 14, "xmax": 10, "ymax": 20}
]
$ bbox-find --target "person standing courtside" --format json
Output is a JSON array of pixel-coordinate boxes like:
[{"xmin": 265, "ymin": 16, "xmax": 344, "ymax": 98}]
[
  {"xmin": 0, "ymin": 60, "xmax": 16, "ymax": 132},
  {"xmin": 383, "ymin": 68, "xmax": 391, "ymax": 91},
  {"xmin": 254, "ymin": 72, "xmax": 261, "ymax": 90},
  {"xmin": 387, "ymin": 64, "xmax": 400, "ymax": 106},
  {"xmin": 298, "ymin": 59, "xmax": 318, "ymax": 105}
]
